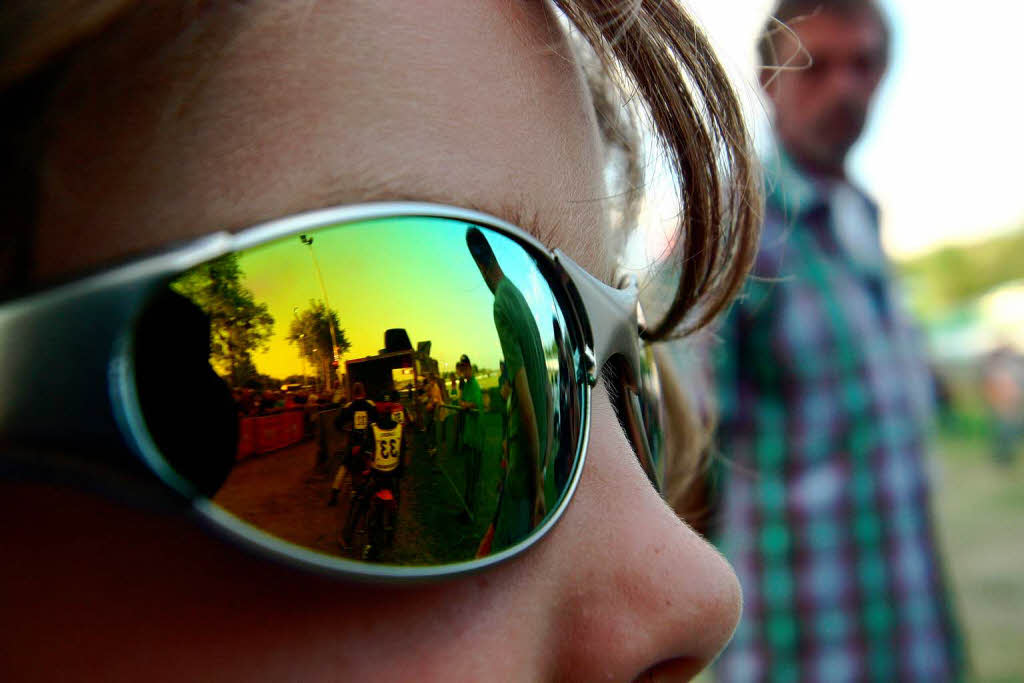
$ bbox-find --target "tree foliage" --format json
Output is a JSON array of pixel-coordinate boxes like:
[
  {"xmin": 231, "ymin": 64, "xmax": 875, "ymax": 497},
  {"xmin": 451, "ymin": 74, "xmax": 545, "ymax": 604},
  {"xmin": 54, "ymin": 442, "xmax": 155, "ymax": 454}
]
[
  {"xmin": 171, "ymin": 253, "xmax": 274, "ymax": 385},
  {"xmin": 288, "ymin": 300, "xmax": 350, "ymax": 388},
  {"xmin": 899, "ymin": 226, "xmax": 1024, "ymax": 318}
]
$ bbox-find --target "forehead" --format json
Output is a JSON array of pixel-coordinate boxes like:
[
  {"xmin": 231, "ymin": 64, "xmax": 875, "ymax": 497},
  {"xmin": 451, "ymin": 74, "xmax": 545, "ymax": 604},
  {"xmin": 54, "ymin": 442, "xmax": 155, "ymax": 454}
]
[
  {"xmin": 36, "ymin": 0, "xmax": 610, "ymax": 282},
  {"xmin": 781, "ymin": 10, "xmax": 886, "ymax": 59}
]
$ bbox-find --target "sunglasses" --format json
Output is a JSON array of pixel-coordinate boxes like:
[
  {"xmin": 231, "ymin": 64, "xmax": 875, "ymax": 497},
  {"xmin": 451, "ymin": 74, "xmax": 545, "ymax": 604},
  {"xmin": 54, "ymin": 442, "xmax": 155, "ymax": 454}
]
[{"xmin": 0, "ymin": 203, "xmax": 664, "ymax": 580}]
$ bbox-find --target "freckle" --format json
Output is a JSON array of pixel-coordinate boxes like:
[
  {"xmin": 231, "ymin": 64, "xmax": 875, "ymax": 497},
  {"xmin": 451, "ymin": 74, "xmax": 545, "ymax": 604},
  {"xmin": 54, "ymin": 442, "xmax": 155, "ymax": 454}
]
[{"xmin": 476, "ymin": 576, "xmax": 491, "ymax": 591}]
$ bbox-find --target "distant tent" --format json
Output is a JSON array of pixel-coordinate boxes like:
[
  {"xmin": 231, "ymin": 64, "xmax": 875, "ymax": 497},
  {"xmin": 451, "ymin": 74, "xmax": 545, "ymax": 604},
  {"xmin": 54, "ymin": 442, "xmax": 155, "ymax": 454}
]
[{"xmin": 383, "ymin": 328, "xmax": 413, "ymax": 353}]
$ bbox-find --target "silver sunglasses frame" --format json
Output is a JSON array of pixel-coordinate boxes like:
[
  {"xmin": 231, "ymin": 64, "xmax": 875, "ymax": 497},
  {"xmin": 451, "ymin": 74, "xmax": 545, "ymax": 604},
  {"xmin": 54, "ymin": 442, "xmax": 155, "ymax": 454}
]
[{"xmin": 0, "ymin": 202, "xmax": 654, "ymax": 582}]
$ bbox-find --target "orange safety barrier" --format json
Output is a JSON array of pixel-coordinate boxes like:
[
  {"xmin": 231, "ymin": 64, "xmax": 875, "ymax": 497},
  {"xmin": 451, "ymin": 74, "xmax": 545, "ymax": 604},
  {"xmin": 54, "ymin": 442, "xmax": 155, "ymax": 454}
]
[{"xmin": 236, "ymin": 409, "xmax": 305, "ymax": 460}]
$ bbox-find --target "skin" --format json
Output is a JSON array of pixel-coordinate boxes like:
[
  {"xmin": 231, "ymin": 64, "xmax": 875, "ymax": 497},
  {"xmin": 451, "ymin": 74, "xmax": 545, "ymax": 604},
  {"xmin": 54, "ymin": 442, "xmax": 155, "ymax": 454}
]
[
  {"xmin": 762, "ymin": 8, "xmax": 888, "ymax": 178},
  {"xmin": 3, "ymin": 1, "xmax": 740, "ymax": 680}
]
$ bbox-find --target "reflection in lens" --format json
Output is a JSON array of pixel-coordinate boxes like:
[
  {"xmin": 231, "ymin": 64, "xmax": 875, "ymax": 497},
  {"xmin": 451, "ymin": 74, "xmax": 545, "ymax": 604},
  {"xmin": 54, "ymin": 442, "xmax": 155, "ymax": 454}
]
[
  {"xmin": 155, "ymin": 216, "xmax": 583, "ymax": 567},
  {"xmin": 636, "ymin": 344, "xmax": 665, "ymax": 491},
  {"xmin": 465, "ymin": 227, "xmax": 552, "ymax": 554}
]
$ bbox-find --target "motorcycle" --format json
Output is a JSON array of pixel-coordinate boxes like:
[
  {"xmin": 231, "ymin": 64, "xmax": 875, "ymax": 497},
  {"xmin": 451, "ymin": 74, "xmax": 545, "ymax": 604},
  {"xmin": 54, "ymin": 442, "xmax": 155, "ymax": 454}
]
[
  {"xmin": 362, "ymin": 481, "xmax": 398, "ymax": 561},
  {"xmin": 339, "ymin": 471, "xmax": 399, "ymax": 561}
]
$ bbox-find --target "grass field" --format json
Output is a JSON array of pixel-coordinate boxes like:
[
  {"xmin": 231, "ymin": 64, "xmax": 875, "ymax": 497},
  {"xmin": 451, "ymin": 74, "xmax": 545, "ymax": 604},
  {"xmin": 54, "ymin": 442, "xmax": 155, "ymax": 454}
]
[
  {"xmin": 932, "ymin": 430, "xmax": 1024, "ymax": 683},
  {"xmin": 385, "ymin": 408, "xmax": 508, "ymax": 564}
]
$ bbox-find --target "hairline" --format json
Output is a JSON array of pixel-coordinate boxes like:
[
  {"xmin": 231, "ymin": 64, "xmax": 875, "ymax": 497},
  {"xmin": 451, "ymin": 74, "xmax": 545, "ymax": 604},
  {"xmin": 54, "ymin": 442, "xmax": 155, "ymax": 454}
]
[{"xmin": 758, "ymin": 0, "xmax": 891, "ymax": 69}]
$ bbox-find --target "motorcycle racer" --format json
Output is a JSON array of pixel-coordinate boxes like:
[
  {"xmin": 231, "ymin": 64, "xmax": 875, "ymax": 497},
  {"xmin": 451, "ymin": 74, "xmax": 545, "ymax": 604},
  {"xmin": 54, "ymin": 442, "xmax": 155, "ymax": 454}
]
[{"xmin": 327, "ymin": 382, "xmax": 376, "ymax": 507}]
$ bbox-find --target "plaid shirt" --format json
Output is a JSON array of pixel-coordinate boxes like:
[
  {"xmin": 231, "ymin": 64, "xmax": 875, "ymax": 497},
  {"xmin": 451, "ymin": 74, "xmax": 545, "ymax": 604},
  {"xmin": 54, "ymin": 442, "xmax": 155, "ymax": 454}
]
[{"xmin": 707, "ymin": 150, "xmax": 963, "ymax": 682}]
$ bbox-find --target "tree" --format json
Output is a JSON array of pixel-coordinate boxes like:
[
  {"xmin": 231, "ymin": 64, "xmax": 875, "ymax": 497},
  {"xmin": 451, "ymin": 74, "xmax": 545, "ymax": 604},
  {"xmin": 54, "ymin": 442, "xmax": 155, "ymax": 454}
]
[
  {"xmin": 288, "ymin": 300, "xmax": 350, "ymax": 392},
  {"xmin": 171, "ymin": 253, "xmax": 275, "ymax": 386},
  {"xmin": 900, "ymin": 225, "xmax": 1024, "ymax": 318}
]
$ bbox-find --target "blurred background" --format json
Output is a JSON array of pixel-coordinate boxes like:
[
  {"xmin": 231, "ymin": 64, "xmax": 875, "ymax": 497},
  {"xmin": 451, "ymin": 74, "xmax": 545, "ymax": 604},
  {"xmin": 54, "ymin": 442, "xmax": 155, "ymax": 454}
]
[{"xmin": 652, "ymin": 2, "xmax": 1024, "ymax": 680}]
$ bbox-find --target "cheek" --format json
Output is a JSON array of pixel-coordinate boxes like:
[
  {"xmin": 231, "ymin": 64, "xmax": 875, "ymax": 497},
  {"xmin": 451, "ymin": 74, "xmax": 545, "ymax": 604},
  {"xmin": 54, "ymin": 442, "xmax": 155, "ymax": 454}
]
[{"xmin": 777, "ymin": 80, "xmax": 818, "ymax": 116}]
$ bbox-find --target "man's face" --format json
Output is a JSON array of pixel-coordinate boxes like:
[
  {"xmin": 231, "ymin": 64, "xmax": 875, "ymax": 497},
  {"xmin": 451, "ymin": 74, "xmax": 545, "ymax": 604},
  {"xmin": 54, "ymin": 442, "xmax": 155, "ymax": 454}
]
[{"xmin": 763, "ymin": 9, "xmax": 887, "ymax": 175}]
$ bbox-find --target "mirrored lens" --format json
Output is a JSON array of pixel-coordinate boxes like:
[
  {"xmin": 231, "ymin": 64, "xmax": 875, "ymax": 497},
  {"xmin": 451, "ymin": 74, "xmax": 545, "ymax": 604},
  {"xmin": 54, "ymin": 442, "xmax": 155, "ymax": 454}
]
[
  {"xmin": 136, "ymin": 216, "xmax": 585, "ymax": 568},
  {"xmin": 634, "ymin": 344, "xmax": 665, "ymax": 490}
]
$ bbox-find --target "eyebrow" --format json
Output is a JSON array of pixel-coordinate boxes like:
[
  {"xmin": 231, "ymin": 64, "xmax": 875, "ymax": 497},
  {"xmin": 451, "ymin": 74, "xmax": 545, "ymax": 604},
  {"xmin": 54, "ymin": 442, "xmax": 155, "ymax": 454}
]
[{"xmin": 309, "ymin": 182, "xmax": 559, "ymax": 248}]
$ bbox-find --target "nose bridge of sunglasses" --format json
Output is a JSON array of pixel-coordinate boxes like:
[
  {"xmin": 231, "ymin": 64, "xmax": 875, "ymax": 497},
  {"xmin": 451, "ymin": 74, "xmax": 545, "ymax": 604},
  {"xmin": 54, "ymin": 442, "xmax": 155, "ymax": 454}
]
[{"xmin": 551, "ymin": 250, "xmax": 640, "ymax": 385}]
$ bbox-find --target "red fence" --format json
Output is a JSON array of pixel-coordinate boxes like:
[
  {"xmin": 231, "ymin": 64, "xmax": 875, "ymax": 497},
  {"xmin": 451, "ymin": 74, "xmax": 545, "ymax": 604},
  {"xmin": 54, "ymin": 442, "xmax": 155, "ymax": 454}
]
[{"xmin": 237, "ymin": 410, "xmax": 305, "ymax": 460}]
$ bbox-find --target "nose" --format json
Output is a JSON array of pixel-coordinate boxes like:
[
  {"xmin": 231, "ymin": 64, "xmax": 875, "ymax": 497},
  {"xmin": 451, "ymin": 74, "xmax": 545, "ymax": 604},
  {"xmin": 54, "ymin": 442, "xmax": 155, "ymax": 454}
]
[
  {"xmin": 826, "ymin": 58, "xmax": 881, "ymax": 105},
  {"xmin": 525, "ymin": 385, "xmax": 742, "ymax": 680}
]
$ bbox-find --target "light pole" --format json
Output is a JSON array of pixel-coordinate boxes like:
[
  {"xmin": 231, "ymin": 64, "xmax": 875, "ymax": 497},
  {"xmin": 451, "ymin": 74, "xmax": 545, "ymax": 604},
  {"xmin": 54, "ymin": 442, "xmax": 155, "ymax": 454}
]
[{"xmin": 300, "ymin": 234, "xmax": 341, "ymax": 392}]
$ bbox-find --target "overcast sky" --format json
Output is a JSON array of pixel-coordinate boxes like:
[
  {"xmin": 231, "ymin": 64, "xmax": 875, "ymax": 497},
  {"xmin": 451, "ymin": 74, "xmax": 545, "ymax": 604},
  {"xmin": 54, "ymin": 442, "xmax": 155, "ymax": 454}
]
[{"xmin": 685, "ymin": 0, "xmax": 1024, "ymax": 260}]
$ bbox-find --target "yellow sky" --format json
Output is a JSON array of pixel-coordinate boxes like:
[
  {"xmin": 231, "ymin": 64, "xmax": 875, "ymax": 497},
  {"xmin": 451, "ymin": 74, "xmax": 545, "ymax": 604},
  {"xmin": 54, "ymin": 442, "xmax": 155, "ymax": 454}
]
[{"xmin": 230, "ymin": 216, "xmax": 559, "ymax": 380}]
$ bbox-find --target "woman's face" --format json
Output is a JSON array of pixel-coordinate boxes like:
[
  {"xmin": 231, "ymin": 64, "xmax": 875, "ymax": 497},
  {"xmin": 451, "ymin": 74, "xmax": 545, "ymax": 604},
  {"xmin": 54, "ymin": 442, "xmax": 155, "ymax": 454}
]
[{"xmin": 5, "ymin": 1, "xmax": 740, "ymax": 679}]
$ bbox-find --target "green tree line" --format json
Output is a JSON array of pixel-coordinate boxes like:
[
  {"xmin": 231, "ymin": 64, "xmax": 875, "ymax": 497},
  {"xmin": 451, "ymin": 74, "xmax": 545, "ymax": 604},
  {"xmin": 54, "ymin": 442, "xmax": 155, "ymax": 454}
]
[
  {"xmin": 899, "ymin": 226, "xmax": 1024, "ymax": 317},
  {"xmin": 172, "ymin": 254, "xmax": 349, "ymax": 392},
  {"xmin": 172, "ymin": 253, "xmax": 274, "ymax": 386}
]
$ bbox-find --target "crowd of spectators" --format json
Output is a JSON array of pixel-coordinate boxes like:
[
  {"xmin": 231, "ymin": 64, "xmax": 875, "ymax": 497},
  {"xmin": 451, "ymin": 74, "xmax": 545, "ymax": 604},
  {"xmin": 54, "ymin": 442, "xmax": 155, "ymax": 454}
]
[{"xmin": 231, "ymin": 387, "xmax": 341, "ymax": 417}]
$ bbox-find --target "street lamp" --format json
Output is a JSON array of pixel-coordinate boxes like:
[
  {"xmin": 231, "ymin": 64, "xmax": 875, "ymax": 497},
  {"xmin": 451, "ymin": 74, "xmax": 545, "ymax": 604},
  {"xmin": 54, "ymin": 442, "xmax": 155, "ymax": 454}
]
[{"xmin": 299, "ymin": 234, "xmax": 341, "ymax": 391}]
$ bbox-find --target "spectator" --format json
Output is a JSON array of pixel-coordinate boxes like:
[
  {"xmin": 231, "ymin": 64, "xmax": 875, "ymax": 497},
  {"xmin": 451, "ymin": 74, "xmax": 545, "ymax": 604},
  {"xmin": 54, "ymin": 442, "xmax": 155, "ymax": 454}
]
[
  {"xmin": 422, "ymin": 373, "xmax": 443, "ymax": 455},
  {"xmin": 457, "ymin": 355, "xmax": 484, "ymax": 510},
  {"xmin": 982, "ymin": 345, "xmax": 1024, "ymax": 466},
  {"xmin": 701, "ymin": 2, "xmax": 964, "ymax": 680},
  {"xmin": 467, "ymin": 227, "xmax": 551, "ymax": 549}
]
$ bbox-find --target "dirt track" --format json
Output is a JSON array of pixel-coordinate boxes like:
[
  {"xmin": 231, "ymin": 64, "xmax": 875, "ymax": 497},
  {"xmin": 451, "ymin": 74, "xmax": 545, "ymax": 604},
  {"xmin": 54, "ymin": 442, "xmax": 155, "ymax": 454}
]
[{"xmin": 211, "ymin": 418, "xmax": 502, "ymax": 565}]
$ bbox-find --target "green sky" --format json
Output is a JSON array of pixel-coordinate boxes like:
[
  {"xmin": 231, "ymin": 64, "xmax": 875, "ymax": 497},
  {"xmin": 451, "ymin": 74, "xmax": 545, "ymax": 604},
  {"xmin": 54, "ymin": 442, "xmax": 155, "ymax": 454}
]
[{"xmin": 231, "ymin": 216, "xmax": 560, "ymax": 380}]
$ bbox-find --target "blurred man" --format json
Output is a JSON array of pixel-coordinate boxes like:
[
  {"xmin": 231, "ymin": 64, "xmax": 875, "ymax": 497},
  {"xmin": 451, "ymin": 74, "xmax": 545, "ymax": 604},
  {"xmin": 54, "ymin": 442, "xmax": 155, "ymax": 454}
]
[
  {"xmin": 981, "ymin": 345, "xmax": 1024, "ymax": 466},
  {"xmin": 708, "ymin": 2, "xmax": 964, "ymax": 680}
]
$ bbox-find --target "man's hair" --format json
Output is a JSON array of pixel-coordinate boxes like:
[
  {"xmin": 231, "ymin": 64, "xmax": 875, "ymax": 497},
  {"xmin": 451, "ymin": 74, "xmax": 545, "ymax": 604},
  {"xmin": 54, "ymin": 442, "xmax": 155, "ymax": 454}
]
[
  {"xmin": 758, "ymin": 0, "xmax": 891, "ymax": 68},
  {"xmin": 465, "ymin": 227, "xmax": 496, "ymax": 271}
]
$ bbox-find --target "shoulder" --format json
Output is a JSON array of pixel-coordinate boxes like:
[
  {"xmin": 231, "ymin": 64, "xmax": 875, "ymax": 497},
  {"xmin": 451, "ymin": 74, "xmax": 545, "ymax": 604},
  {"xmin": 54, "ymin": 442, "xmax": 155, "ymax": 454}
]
[
  {"xmin": 747, "ymin": 150, "xmax": 833, "ymax": 283},
  {"xmin": 495, "ymin": 277, "xmax": 527, "ymax": 307}
]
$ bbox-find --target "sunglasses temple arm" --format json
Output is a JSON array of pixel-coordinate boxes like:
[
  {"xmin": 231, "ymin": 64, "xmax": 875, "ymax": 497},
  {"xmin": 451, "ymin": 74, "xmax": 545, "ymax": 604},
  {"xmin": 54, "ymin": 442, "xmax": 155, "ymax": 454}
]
[
  {"xmin": 551, "ymin": 249, "xmax": 640, "ymax": 377},
  {"xmin": 0, "ymin": 234, "xmax": 230, "ymax": 450},
  {"xmin": 0, "ymin": 279, "xmax": 150, "ymax": 451},
  {"xmin": 551, "ymin": 250, "xmax": 662, "ymax": 492}
]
